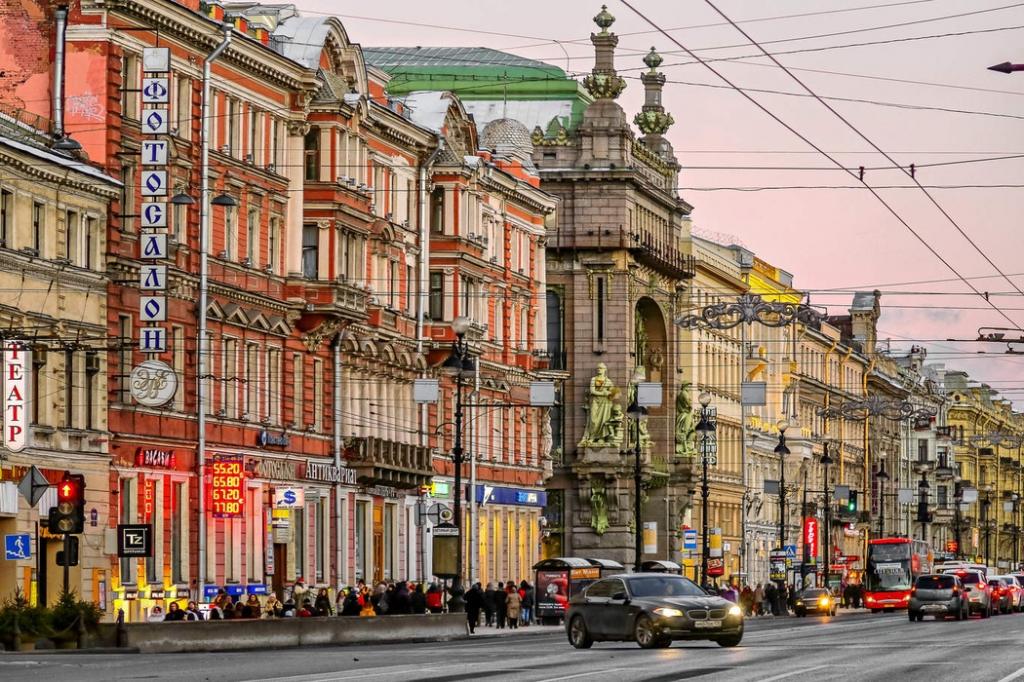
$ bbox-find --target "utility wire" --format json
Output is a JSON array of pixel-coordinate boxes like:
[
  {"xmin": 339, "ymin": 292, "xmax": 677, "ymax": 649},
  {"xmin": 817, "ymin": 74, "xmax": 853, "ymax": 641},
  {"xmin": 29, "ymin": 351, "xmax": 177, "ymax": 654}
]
[
  {"xmin": 619, "ymin": 0, "xmax": 1024, "ymax": 332},
  {"xmin": 699, "ymin": 0, "xmax": 1024, "ymax": 318}
]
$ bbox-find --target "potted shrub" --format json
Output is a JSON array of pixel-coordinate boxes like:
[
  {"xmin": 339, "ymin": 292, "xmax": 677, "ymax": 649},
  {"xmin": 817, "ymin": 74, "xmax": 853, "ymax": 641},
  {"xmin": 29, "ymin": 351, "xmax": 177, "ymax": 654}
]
[
  {"xmin": 0, "ymin": 589, "xmax": 50, "ymax": 651},
  {"xmin": 48, "ymin": 590, "xmax": 103, "ymax": 649}
]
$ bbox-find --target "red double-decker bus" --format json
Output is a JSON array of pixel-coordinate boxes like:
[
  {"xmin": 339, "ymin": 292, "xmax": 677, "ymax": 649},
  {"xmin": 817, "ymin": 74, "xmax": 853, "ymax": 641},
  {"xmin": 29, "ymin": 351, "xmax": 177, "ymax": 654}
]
[{"xmin": 864, "ymin": 538, "xmax": 932, "ymax": 612}]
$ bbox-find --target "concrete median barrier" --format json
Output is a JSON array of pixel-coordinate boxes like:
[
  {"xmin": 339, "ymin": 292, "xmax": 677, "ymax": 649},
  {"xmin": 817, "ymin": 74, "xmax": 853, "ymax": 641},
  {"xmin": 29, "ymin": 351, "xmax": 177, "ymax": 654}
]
[{"xmin": 93, "ymin": 614, "xmax": 469, "ymax": 653}]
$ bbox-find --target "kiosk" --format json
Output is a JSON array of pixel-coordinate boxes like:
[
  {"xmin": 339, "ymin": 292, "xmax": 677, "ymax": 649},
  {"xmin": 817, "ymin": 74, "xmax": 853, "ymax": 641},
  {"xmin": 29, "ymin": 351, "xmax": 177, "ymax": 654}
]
[
  {"xmin": 585, "ymin": 557, "xmax": 625, "ymax": 577},
  {"xmin": 641, "ymin": 559, "xmax": 683, "ymax": 574},
  {"xmin": 533, "ymin": 557, "xmax": 600, "ymax": 624}
]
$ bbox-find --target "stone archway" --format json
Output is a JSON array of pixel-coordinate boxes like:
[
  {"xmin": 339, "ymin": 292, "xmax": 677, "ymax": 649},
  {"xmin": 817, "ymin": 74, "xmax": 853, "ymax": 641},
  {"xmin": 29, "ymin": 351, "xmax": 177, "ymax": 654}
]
[{"xmin": 635, "ymin": 296, "xmax": 667, "ymax": 383}]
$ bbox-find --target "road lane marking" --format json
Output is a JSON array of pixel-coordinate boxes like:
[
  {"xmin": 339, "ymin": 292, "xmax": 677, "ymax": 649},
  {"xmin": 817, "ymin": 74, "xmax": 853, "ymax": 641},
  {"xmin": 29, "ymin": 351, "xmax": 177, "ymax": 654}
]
[
  {"xmin": 998, "ymin": 667, "xmax": 1024, "ymax": 682},
  {"xmin": 756, "ymin": 664, "xmax": 831, "ymax": 681},
  {"xmin": 535, "ymin": 667, "xmax": 628, "ymax": 682}
]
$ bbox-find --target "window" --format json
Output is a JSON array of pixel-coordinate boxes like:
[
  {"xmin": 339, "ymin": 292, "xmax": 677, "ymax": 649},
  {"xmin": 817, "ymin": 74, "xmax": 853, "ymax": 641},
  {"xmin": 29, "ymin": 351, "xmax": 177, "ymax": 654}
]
[
  {"xmin": 0, "ymin": 189, "xmax": 11, "ymax": 246},
  {"xmin": 65, "ymin": 210, "xmax": 79, "ymax": 263},
  {"xmin": 248, "ymin": 108, "xmax": 259, "ymax": 161},
  {"xmin": 246, "ymin": 343, "xmax": 259, "ymax": 419},
  {"xmin": 32, "ymin": 201, "xmax": 44, "ymax": 254},
  {"xmin": 429, "ymin": 187, "xmax": 445, "ymax": 233},
  {"xmin": 31, "ymin": 351, "xmax": 46, "ymax": 425},
  {"xmin": 388, "ymin": 259, "xmax": 398, "ymax": 309},
  {"xmin": 293, "ymin": 507, "xmax": 305, "ymax": 580},
  {"xmin": 172, "ymin": 326, "xmax": 185, "ymax": 410},
  {"xmin": 121, "ymin": 166, "xmax": 136, "ymax": 232},
  {"xmin": 85, "ymin": 351, "xmax": 98, "ymax": 430},
  {"xmin": 304, "ymin": 128, "xmax": 320, "ymax": 181},
  {"xmin": 227, "ymin": 98, "xmax": 239, "ymax": 156},
  {"xmin": 247, "ymin": 205, "xmax": 260, "ymax": 264},
  {"xmin": 313, "ymin": 358, "xmax": 324, "ymax": 432},
  {"xmin": 937, "ymin": 485, "xmax": 948, "ymax": 509},
  {"xmin": 302, "ymin": 224, "xmax": 319, "ymax": 279},
  {"xmin": 405, "ymin": 264, "xmax": 414, "ymax": 313},
  {"xmin": 122, "ymin": 52, "xmax": 140, "ymax": 120},
  {"xmin": 316, "ymin": 497, "xmax": 327, "ymax": 583},
  {"xmin": 268, "ymin": 216, "xmax": 280, "ymax": 272},
  {"xmin": 270, "ymin": 118, "xmax": 280, "ymax": 169},
  {"xmin": 224, "ymin": 204, "xmax": 237, "ymax": 260},
  {"xmin": 171, "ymin": 481, "xmax": 187, "ymax": 583},
  {"xmin": 173, "ymin": 201, "xmax": 186, "ymax": 243},
  {"xmin": 429, "ymin": 272, "xmax": 444, "ymax": 320},
  {"xmin": 596, "ymin": 277, "xmax": 606, "ymax": 343},
  {"xmin": 267, "ymin": 348, "xmax": 281, "ymax": 424},
  {"xmin": 223, "ymin": 338, "xmax": 237, "ymax": 418},
  {"xmin": 118, "ymin": 315, "xmax": 132, "ymax": 402},
  {"xmin": 175, "ymin": 76, "xmax": 191, "ymax": 139},
  {"xmin": 292, "ymin": 353, "xmax": 304, "ymax": 427},
  {"xmin": 84, "ymin": 216, "xmax": 96, "ymax": 269},
  {"xmin": 64, "ymin": 350, "xmax": 75, "ymax": 428},
  {"xmin": 918, "ymin": 439, "xmax": 929, "ymax": 464}
]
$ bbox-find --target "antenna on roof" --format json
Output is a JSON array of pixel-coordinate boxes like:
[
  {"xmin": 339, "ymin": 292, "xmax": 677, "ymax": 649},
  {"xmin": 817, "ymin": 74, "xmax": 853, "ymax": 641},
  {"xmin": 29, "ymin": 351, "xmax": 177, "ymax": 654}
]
[{"xmin": 502, "ymin": 79, "xmax": 508, "ymax": 119}]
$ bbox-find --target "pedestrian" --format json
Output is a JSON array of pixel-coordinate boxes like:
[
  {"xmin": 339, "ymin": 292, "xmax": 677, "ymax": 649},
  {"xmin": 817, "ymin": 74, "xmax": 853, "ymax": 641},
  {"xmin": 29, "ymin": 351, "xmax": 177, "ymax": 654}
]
[
  {"xmin": 223, "ymin": 601, "xmax": 237, "ymax": 619},
  {"xmin": 493, "ymin": 581, "xmax": 508, "ymax": 628},
  {"xmin": 520, "ymin": 580, "xmax": 534, "ymax": 626},
  {"xmin": 753, "ymin": 583, "xmax": 764, "ymax": 616},
  {"xmin": 483, "ymin": 583, "xmax": 496, "ymax": 626},
  {"xmin": 244, "ymin": 594, "xmax": 262, "ymax": 618},
  {"xmin": 336, "ymin": 588, "xmax": 348, "ymax": 616},
  {"xmin": 341, "ymin": 588, "xmax": 362, "ymax": 616},
  {"xmin": 739, "ymin": 585, "xmax": 753, "ymax": 616},
  {"xmin": 291, "ymin": 578, "xmax": 308, "ymax": 605},
  {"xmin": 164, "ymin": 602, "xmax": 185, "ymax": 621},
  {"xmin": 390, "ymin": 581, "xmax": 412, "ymax": 615},
  {"xmin": 185, "ymin": 601, "xmax": 203, "ymax": 621},
  {"xmin": 465, "ymin": 582, "xmax": 484, "ymax": 634},
  {"xmin": 764, "ymin": 582, "xmax": 777, "ymax": 616},
  {"xmin": 373, "ymin": 582, "xmax": 390, "ymax": 615},
  {"xmin": 314, "ymin": 588, "xmax": 332, "ymax": 616},
  {"xmin": 297, "ymin": 599, "xmax": 315, "ymax": 617},
  {"xmin": 411, "ymin": 583, "xmax": 427, "ymax": 614},
  {"xmin": 854, "ymin": 583, "xmax": 864, "ymax": 609},
  {"xmin": 263, "ymin": 595, "xmax": 283, "ymax": 618},
  {"xmin": 359, "ymin": 587, "xmax": 377, "ymax": 617},
  {"xmin": 281, "ymin": 599, "xmax": 297, "ymax": 617},
  {"xmin": 505, "ymin": 582, "xmax": 521, "ymax": 630},
  {"xmin": 426, "ymin": 583, "xmax": 444, "ymax": 614},
  {"xmin": 147, "ymin": 605, "xmax": 165, "ymax": 623}
]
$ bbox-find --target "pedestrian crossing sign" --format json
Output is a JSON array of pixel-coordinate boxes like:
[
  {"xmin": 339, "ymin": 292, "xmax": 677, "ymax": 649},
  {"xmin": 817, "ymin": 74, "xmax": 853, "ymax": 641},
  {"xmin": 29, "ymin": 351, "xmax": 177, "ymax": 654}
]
[{"xmin": 4, "ymin": 533, "xmax": 31, "ymax": 560}]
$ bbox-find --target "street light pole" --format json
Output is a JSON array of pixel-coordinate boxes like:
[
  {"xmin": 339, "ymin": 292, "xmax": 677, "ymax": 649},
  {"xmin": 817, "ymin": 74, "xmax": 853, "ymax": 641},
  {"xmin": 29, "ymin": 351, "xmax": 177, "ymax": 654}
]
[
  {"xmin": 697, "ymin": 392, "xmax": 715, "ymax": 587},
  {"xmin": 774, "ymin": 420, "xmax": 790, "ymax": 600},
  {"xmin": 876, "ymin": 461, "xmax": 890, "ymax": 538},
  {"xmin": 821, "ymin": 444, "xmax": 834, "ymax": 589},
  {"xmin": 440, "ymin": 316, "xmax": 475, "ymax": 613}
]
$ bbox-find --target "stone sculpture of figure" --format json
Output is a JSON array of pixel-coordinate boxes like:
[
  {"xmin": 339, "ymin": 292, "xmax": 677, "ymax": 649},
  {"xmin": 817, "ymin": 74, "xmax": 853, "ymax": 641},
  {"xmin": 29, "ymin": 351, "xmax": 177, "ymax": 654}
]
[
  {"xmin": 590, "ymin": 477, "xmax": 609, "ymax": 536},
  {"xmin": 628, "ymin": 366, "xmax": 652, "ymax": 447},
  {"xmin": 675, "ymin": 381, "xmax": 696, "ymax": 456},
  {"xmin": 540, "ymin": 409, "xmax": 554, "ymax": 458},
  {"xmin": 579, "ymin": 363, "xmax": 618, "ymax": 446}
]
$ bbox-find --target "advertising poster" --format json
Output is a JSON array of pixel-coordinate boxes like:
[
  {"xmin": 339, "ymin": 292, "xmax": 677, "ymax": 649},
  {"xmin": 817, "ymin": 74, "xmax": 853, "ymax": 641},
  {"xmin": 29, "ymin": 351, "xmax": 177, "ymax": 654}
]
[{"xmin": 536, "ymin": 570, "xmax": 570, "ymax": 617}]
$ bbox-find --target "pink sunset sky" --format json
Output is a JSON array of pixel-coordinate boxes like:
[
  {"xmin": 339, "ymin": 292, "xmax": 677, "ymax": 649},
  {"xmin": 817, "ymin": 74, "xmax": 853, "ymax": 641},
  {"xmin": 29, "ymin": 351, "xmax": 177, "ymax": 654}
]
[{"xmin": 297, "ymin": 0, "xmax": 1024, "ymax": 403}]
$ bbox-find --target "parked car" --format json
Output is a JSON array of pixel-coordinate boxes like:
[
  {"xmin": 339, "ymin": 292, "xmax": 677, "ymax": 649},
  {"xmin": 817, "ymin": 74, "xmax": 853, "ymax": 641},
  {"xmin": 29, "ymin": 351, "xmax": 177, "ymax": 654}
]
[
  {"xmin": 940, "ymin": 569, "xmax": 992, "ymax": 618},
  {"xmin": 993, "ymin": 575, "xmax": 1024, "ymax": 612},
  {"xmin": 793, "ymin": 588, "xmax": 837, "ymax": 617},
  {"xmin": 908, "ymin": 574, "xmax": 968, "ymax": 621},
  {"xmin": 988, "ymin": 578, "xmax": 1012, "ymax": 615},
  {"xmin": 565, "ymin": 573, "xmax": 743, "ymax": 649}
]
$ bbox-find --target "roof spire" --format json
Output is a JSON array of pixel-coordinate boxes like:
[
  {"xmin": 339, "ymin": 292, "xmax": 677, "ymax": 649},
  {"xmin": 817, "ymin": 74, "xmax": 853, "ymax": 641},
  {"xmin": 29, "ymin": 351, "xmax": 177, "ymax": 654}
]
[
  {"xmin": 634, "ymin": 47, "xmax": 673, "ymax": 136},
  {"xmin": 582, "ymin": 5, "xmax": 625, "ymax": 100}
]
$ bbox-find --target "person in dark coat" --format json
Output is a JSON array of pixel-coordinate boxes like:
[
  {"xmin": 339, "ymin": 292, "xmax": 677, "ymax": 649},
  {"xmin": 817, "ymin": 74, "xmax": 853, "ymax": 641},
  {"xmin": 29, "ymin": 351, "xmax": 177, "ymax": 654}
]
[
  {"xmin": 493, "ymin": 581, "xmax": 508, "ymax": 628},
  {"xmin": 483, "ymin": 583, "xmax": 496, "ymax": 626},
  {"xmin": 519, "ymin": 580, "xmax": 534, "ymax": 626},
  {"xmin": 314, "ymin": 588, "xmax": 333, "ymax": 616},
  {"xmin": 764, "ymin": 582, "xmax": 778, "ymax": 616},
  {"xmin": 390, "ymin": 582, "xmax": 412, "ymax": 615},
  {"xmin": 410, "ymin": 583, "xmax": 427, "ymax": 614},
  {"xmin": 465, "ymin": 583, "xmax": 484, "ymax": 634},
  {"xmin": 341, "ymin": 589, "xmax": 362, "ymax": 616}
]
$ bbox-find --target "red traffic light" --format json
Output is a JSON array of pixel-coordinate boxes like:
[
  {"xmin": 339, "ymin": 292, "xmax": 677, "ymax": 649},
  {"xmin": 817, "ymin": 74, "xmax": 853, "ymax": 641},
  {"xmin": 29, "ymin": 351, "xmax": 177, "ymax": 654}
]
[{"xmin": 56, "ymin": 474, "xmax": 85, "ymax": 505}]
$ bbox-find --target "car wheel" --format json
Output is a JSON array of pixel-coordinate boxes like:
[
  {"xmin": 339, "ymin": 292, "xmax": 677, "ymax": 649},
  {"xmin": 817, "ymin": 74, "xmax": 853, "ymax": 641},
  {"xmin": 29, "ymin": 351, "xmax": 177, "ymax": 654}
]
[
  {"xmin": 567, "ymin": 615, "xmax": 593, "ymax": 649},
  {"xmin": 955, "ymin": 606, "xmax": 964, "ymax": 621},
  {"xmin": 654, "ymin": 635, "xmax": 672, "ymax": 649},
  {"xmin": 634, "ymin": 614, "xmax": 658, "ymax": 649},
  {"xmin": 908, "ymin": 611, "xmax": 916, "ymax": 622},
  {"xmin": 716, "ymin": 633, "xmax": 743, "ymax": 648},
  {"xmin": 982, "ymin": 605, "xmax": 991, "ymax": 619}
]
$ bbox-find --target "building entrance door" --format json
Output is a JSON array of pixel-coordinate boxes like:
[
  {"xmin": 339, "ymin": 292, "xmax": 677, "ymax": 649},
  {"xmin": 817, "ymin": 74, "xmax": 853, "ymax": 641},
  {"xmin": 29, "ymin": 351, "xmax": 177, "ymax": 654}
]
[
  {"xmin": 272, "ymin": 544, "xmax": 287, "ymax": 599},
  {"xmin": 373, "ymin": 505, "xmax": 384, "ymax": 584}
]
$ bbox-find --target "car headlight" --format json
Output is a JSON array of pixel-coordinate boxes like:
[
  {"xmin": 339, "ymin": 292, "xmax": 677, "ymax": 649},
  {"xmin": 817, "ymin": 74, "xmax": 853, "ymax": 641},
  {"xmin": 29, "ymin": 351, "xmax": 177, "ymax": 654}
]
[
  {"xmin": 653, "ymin": 607, "xmax": 684, "ymax": 618},
  {"xmin": 795, "ymin": 600, "xmax": 803, "ymax": 606},
  {"xmin": 819, "ymin": 596, "xmax": 830, "ymax": 605},
  {"xmin": 728, "ymin": 605, "xmax": 742, "ymax": 617}
]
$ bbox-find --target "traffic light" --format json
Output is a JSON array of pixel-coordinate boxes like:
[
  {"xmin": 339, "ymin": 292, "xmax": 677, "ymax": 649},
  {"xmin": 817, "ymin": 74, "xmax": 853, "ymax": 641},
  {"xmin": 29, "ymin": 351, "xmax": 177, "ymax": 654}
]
[
  {"xmin": 847, "ymin": 490, "xmax": 858, "ymax": 515},
  {"xmin": 56, "ymin": 536, "xmax": 80, "ymax": 566},
  {"xmin": 48, "ymin": 473, "xmax": 85, "ymax": 534}
]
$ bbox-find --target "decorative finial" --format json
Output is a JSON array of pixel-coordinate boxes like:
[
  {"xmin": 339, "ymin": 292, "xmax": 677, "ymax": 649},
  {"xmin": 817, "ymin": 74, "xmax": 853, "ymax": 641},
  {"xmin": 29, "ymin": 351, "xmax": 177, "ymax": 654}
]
[
  {"xmin": 594, "ymin": 5, "xmax": 615, "ymax": 34},
  {"xmin": 643, "ymin": 47, "xmax": 662, "ymax": 72}
]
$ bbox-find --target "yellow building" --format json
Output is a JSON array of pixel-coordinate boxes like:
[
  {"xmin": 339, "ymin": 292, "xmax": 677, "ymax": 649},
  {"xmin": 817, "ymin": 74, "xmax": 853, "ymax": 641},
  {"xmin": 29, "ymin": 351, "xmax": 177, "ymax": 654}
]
[
  {"xmin": 945, "ymin": 373, "xmax": 1024, "ymax": 568},
  {"xmin": 0, "ymin": 121, "xmax": 119, "ymax": 607}
]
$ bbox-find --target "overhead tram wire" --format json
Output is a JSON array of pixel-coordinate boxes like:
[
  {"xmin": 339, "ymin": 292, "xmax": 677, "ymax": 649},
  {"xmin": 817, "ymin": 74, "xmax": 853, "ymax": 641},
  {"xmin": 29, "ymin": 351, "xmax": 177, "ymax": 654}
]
[
  {"xmin": 698, "ymin": 0, "xmax": 1024, "ymax": 312},
  {"xmin": 619, "ymin": 0, "xmax": 1024, "ymax": 332}
]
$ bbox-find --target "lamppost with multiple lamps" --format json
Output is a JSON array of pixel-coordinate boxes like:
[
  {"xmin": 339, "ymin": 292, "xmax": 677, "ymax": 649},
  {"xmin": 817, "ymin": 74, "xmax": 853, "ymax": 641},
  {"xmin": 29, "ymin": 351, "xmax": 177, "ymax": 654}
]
[
  {"xmin": 626, "ymin": 372, "xmax": 661, "ymax": 574},
  {"xmin": 696, "ymin": 392, "xmax": 716, "ymax": 587},
  {"xmin": 438, "ymin": 316, "xmax": 476, "ymax": 613},
  {"xmin": 773, "ymin": 420, "xmax": 790, "ymax": 601}
]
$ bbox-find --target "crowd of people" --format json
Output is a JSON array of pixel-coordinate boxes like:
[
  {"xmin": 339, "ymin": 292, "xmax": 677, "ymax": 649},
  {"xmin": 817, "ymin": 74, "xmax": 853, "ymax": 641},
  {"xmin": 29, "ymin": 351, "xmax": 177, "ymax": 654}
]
[
  {"xmin": 142, "ymin": 578, "xmax": 536, "ymax": 624},
  {"xmin": 463, "ymin": 581, "xmax": 535, "ymax": 634},
  {"xmin": 711, "ymin": 580, "xmax": 866, "ymax": 616}
]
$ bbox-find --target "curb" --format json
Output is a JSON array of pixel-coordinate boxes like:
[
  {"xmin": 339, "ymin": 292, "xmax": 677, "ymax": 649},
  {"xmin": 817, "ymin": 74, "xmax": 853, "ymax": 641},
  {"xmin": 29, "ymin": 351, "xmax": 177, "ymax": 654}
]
[
  {"xmin": 1, "ymin": 647, "xmax": 141, "ymax": 655},
  {"xmin": 468, "ymin": 627, "xmax": 563, "ymax": 640}
]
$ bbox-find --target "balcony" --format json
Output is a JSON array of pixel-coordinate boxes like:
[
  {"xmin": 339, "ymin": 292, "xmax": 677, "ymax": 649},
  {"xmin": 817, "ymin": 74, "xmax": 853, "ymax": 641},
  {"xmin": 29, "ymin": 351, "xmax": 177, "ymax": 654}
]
[
  {"xmin": 627, "ymin": 231, "xmax": 695, "ymax": 280},
  {"xmin": 343, "ymin": 436, "xmax": 434, "ymax": 489},
  {"xmin": 289, "ymin": 277, "xmax": 369, "ymax": 322},
  {"xmin": 934, "ymin": 456, "xmax": 955, "ymax": 480}
]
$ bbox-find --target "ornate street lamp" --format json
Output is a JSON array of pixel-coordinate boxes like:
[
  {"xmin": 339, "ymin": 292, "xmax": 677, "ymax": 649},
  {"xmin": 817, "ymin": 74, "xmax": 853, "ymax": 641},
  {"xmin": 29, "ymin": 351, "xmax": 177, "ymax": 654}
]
[
  {"xmin": 626, "ymin": 369, "xmax": 648, "ymax": 575},
  {"xmin": 818, "ymin": 396, "xmax": 936, "ymax": 423},
  {"xmin": 696, "ymin": 392, "xmax": 716, "ymax": 587},
  {"xmin": 820, "ymin": 444, "xmax": 835, "ymax": 587},
  {"xmin": 875, "ymin": 461, "xmax": 890, "ymax": 537},
  {"xmin": 675, "ymin": 293, "xmax": 825, "ymax": 330},
  {"xmin": 438, "ymin": 316, "xmax": 475, "ymax": 613}
]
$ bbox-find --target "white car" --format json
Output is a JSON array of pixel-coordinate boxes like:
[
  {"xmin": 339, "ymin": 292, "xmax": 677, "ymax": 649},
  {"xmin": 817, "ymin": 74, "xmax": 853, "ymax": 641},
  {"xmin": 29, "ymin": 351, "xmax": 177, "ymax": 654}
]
[{"xmin": 993, "ymin": 575, "xmax": 1024, "ymax": 612}]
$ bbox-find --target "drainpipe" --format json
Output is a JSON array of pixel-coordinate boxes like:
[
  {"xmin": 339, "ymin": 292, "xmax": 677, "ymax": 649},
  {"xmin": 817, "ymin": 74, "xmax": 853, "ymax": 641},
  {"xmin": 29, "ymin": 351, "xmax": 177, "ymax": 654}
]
[
  {"xmin": 469, "ymin": 357, "xmax": 480, "ymax": 584},
  {"xmin": 197, "ymin": 24, "xmax": 232, "ymax": 603},
  {"xmin": 333, "ymin": 333, "xmax": 344, "ymax": 588},
  {"xmin": 53, "ymin": 6, "xmax": 68, "ymax": 139}
]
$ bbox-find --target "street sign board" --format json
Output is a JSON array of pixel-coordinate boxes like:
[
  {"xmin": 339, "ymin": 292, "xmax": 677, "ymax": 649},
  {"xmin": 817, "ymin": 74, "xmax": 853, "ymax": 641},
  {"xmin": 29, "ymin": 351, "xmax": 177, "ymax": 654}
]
[
  {"xmin": 432, "ymin": 524, "xmax": 459, "ymax": 537},
  {"xmin": 17, "ymin": 466, "xmax": 49, "ymax": 507},
  {"xmin": 683, "ymin": 529, "xmax": 697, "ymax": 550},
  {"xmin": 4, "ymin": 533, "xmax": 30, "ymax": 560},
  {"xmin": 117, "ymin": 523, "xmax": 153, "ymax": 557},
  {"xmin": 783, "ymin": 544, "xmax": 797, "ymax": 560}
]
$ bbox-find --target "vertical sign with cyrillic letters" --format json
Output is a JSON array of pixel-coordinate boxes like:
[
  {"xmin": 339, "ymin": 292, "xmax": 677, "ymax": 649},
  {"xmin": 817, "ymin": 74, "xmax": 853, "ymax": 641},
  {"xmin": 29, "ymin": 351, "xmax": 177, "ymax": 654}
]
[
  {"xmin": 3, "ymin": 341, "xmax": 30, "ymax": 452},
  {"xmin": 139, "ymin": 47, "xmax": 170, "ymax": 357}
]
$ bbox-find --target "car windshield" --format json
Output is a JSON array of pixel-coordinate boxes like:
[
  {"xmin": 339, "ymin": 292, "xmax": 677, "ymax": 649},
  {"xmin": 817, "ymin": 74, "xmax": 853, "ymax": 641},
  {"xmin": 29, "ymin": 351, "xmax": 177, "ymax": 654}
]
[
  {"xmin": 800, "ymin": 589, "xmax": 827, "ymax": 598},
  {"xmin": 916, "ymin": 576, "xmax": 955, "ymax": 589},
  {"xmin": 988, "ymin": 580, "xmax": 1005, "ymax": 587},
  {"xmin": 951, "ymin": 572, "xmax": 981, "ymax": 585},
  {"xmin": 628, "ymin": 576, "xmax": 707, "ymax": 598}
]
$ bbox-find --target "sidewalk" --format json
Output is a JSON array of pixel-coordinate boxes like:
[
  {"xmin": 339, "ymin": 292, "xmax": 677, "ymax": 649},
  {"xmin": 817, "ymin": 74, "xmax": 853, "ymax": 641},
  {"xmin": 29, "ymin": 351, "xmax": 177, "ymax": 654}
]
[{"xmin": 469, "ymin": 623, "xmax": 563, "ymax": 638}]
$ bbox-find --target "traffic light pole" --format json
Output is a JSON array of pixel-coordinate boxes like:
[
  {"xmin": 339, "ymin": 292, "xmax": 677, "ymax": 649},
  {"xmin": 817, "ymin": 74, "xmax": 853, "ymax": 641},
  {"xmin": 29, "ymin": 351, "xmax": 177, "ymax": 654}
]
[{"xmin": 62, "ymin": 533, "xmax": 70, "ymax": 596}]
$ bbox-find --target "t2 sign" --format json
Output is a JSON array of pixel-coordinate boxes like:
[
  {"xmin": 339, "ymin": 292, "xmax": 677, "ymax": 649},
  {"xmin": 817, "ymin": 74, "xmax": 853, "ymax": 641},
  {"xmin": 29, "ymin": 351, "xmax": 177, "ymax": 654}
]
[{"xmin": 117, "ymin": 524, "xmax": 153, "ymax": 558}]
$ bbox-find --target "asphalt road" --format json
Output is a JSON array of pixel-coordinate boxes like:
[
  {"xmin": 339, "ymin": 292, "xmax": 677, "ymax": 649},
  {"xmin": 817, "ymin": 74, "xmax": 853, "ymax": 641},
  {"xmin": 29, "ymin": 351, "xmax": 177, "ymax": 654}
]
[{"xmin": 5, "ymin": 610, "xmax": 1024, "ymax": 682}]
